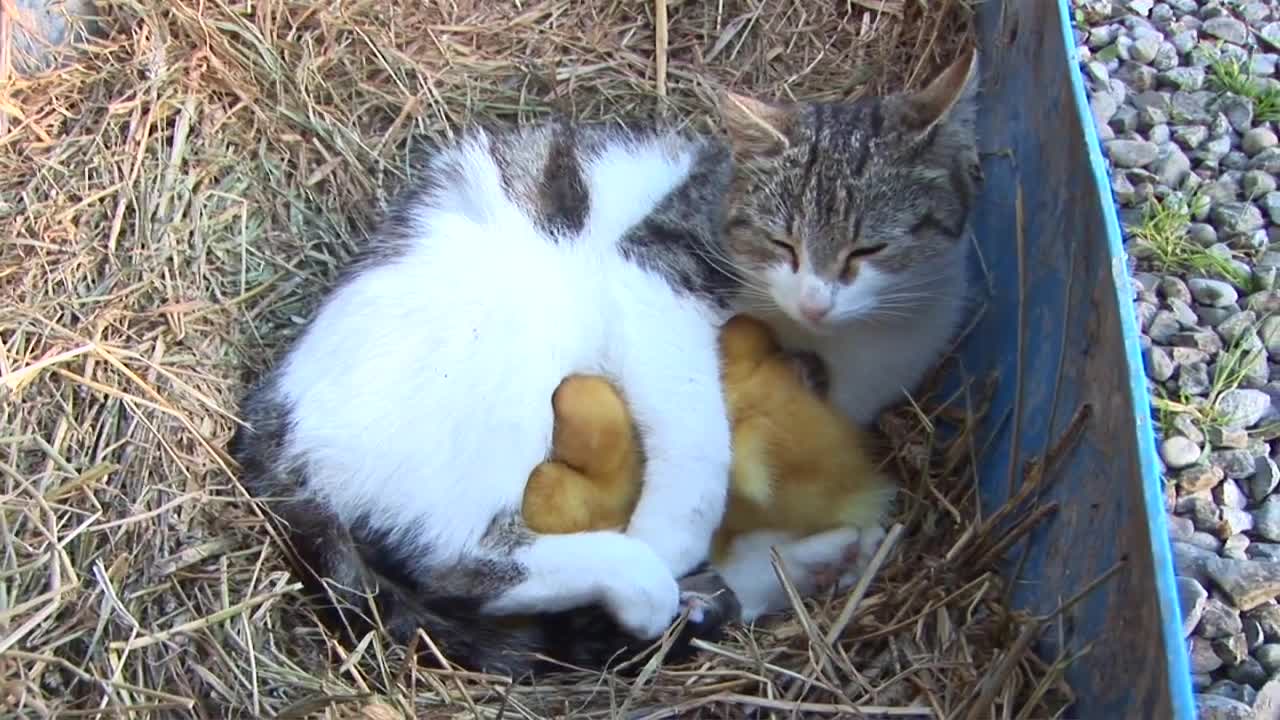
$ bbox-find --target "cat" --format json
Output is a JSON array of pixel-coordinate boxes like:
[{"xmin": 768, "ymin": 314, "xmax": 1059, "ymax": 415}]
[
  {"xmin": 722, "ymin": 47, "xmax": 982, "ymax": 428},
  {"xmin": 230, "ymin": 48, "xmax": 982, "ymax": 677},
  {"xmin": 522, "ymin": 313, "xmax": 897, "ymax": 621}
]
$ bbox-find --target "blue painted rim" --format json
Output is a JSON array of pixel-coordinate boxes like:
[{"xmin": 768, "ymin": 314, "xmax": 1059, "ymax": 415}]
[{"xmin": 1052, "ymin": 1, "xmax": 1196, "ymax": 716}]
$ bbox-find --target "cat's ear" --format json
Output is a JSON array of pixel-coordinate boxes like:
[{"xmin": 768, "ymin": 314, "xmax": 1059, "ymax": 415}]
[
  {"xmin": 718, "ymin": 90, "xmax": 795, "ymax": 156},
  {"xmin": 897, "ymin": 47, "xmax": 979, "ymax": 135}
]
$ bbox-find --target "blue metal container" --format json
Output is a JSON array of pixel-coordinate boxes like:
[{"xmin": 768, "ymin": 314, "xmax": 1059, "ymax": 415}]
[{"xmin": 948, "ymin": 0, "xmax": 1196, "ymax": 716}]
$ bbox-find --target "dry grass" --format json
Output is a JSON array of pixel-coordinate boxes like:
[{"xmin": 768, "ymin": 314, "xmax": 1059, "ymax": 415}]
[{"xmin": 0, "ymin": 0, "xmax": 1085, "ymax": 717}]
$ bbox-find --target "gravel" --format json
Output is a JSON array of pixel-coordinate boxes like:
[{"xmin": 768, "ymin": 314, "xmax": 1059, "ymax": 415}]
[{"xmin": 1072, "ymin": 0, "xmax": 1280, "ymax": 709}]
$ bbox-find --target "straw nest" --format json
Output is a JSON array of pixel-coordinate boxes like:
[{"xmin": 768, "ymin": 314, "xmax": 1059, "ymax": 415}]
[{"xmin": 1, "ymin": 0, "xmax": 1082, "ymax": 717}]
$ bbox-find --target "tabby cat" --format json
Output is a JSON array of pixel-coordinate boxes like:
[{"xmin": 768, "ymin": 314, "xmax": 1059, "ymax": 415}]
[{"xmin": 230, "ymin": 48, "xmax": 981, "ymax": 676}]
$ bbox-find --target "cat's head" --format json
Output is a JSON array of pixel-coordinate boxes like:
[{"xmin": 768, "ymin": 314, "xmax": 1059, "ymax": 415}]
[{"xmin": 718, "ymin": 49, "xmax": 982, "ymax": 334}]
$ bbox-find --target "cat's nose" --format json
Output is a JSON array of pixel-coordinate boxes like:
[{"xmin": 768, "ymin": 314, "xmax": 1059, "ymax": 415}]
[{"xmin": 799, "ymin": 298, "xmax": 832, "ymax": 324}]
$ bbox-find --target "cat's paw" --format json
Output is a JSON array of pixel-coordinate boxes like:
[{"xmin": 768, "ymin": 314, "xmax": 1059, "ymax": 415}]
[
  {"xmin": 677, "ymin": 566, "xmax": 741, "ymax": 635},
  {"xmin": 831, "ymin": 525, "xmax": 888, "ymax": 592},
  {"xmin": 809, "ymin": 525, "xmax": 889, "ymax": 593},
  {"xmin": 601, "ymin": 548, "xmax": 681, "ymax": 639},
  {"xmin": 779, "ymin": 527, "xmax": 864, "ymax": 595}
]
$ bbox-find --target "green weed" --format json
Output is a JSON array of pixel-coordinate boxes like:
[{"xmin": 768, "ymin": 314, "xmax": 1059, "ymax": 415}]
[{"xmin": 1127, "ymin": 194, "xmax": 1252, "ymax": 289}]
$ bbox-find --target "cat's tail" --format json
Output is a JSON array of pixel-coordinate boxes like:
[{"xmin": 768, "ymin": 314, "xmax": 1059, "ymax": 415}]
[
  {"xmin": 249, "ymin": 488, "xmax": 716, "ymax": 679},
  {"xmin": 228, "ymin": 383, "xmax": 730, "ymax": 677}
]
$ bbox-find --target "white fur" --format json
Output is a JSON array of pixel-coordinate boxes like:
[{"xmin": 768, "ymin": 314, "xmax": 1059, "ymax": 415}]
[
  {"xmin": 275, "ymin": 130, "xmax": 732, "ymax": 640},
  {"xmin": 717, "ymin": 526, "xmax": 887, "ymax": 622},
  {"xmin": 716, "ymin": 241, "xmax": 969, "ymax": 620},
  {"xmin": 757, "ymin": 247, "xmax": 969, "ymax": 425}
]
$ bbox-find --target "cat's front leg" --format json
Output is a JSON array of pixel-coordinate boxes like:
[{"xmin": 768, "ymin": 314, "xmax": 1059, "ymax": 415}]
[{"xmin": 619, "ymin": 331, "xmax": 732, "ymax": 578}]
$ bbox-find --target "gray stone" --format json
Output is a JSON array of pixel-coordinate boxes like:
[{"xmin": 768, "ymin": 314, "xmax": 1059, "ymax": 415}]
[
  {"xmin": 1164, "ymin": 435, "xmax": 1203, "ymax": 468},
  {"xmin": 1106, "ymin": 138, "xmax": 1160, "ymax": 167},
  {"xmin": 1192, "ymin": 531, "xmax": 1226, "ymax": 553},
  {"xmin": 1203, "ymin": 17, "xmax": 1249, "ymax": 45},
  {"xmin": 1195, "ymin": 636, "xmax": 1228, "ymax": 673},
  {"xmin": 1197, "ymin": 673, "xmax": 1216, "ymax": 691},
  {"xmin": 1136, "ymin": 300, "xmax": 1159, "ymax": 330},
  {"xmin": 1189, "ymin": 494, "xmax": 1226, "ymax": 530},
  {"xmin": 1254, "ymin": 497, "xmax": 1280, "ymax": 541},
  {"xmin": 1241, "ymin": 2, "xmax": 1272, "ymax": 27},
  {"xmin": 1126, "ymin": 0, "xmax": 1154, "ymax": 16},
  {"xmin": 1131, "ymin": 36, "xmax": 1161, "ymax": 64},
  {"xmin": 1172, "ymin": 30, "xmax": 1199, "ymax": 55},
  {"xmin": 1191, "ymin": 278, "xmax": 1242, "ymax": 307},
  {"xmin": 1229, "ymin": 656, "xmax": 1269, "ymax": 687},
  {"xmin": 1264, "ymin": 192, "xmax": 1280, "ymax": 225},
  {"xmin": 1150, "ymin": 310, "xmax": 1182, "ymax": 343},
  {"xmin": 1176, "ymin": 124, "xmax": 1210, "ymax": 149},
  {"xmin": 1224, "ymin": 151, "xmax": 1253, "ymax": 172},
  {"xmin": 1245, "ymin": 129, "xmax": 1280, "ymax": 158},
  {"xmin": 1246, "ymin": 291, "xmax": 1280, "ymax": 315},
  {"xmin": 1251, "ymin": 54, "xmax": 1279, "ymax": 77},
  {"xmin": 1173, "ymin": 91, "xmax": 1217, "ymax": 124},
  {"xmin": 1251, "ymin": 457, "xmax": 1280, "ymax": 500},
  {"xmin": 1171, "ymin": 514, "xmax": 1197, "ymax": 541},
  {"xmin": 1141, "ymin": 104, "xmax": 1172, "ymax": 131},
  {"xmin": 1249, "ymin": 604, "xmax": 1280, "ymax": 641},
  {"xmin": 1190, "ymin": 223, "xmax": 1221, "ymax": 247},
  {"xmin": 1226, "ymin": 534, "xmax": 1252, "ymax": 559},
  {"xmin": 1251, "ymin": 148, "xmax": 1280, "ymax": 175},
  {"xmin": 1247, "ymin": 619, "xmax": 1265, "ymax": 650},
  {"xmin": 1220, "ymin": 312, "xmax": 1261, "ymax": 346},
  {"xmin": 1244, "ymin": 171, "xmax": 1278, "ymax": 198},
  {"xmin": 1224, "ymin": 508, "xmax": 1257, "ymax": 537},
  {"xmin": 1251, "ymin": 544, "xmax": 1280, "ymax": 562},
  {"xmin": 1173, "ymin": 347, "xmax": 1213, "ymax": 366},
  {"xmin": 1177, "ymin": 540, "xmax": 1220, "ymax": 582},
  {"xmin": 1154, "ymin": 145, "xmax": 1193, "ymax": 187},
  {"xmin": 1262, "ymin": 317, "xmax": 1280, "ymax": 359},
  {"xmin": 1213, "ymin": 203, "xmax": 1268, "ymax": 235},
  {"xmin": 1146, "ymin": 344, "xmax": 1175, "ymax": 381},
  {"xmin": 1197, "ymin": 693, "xmax": 1257, "ymax": 720},
  {"xmin": 1203, "ymin": 598, "xmax": 1247, "ymax": 639},
  {"xmin": 1218, "ymin": 389, "xmax": 1273, "ymax": 429},
  {"xmin": 1215, "ymin": 448, "xmax": 1259, "ymax": 480},
  {"xmin": 1085, "ymin": 60, "xmax": 1110, "ymax": 86},
  {"xmin": 1172, "ymin": 461, "xmax": 1223, "ymax": 489},
  {"xmin": 1209, "ymin": 679, "xmax": 1259, "ymax": 706},
  {"xmin": 1209, "ymin": 426, "xmax": 1251, "ymax": 449},
  {"xmin": 1204, "ymin": 177, "xmax": 1243, "ymax": 206},
  {"xmin": 1218, "ymin": 633, "xmax": 1251, "ymax": 667},
  {"xmin": 1219, "ymin": 97, "xmax": 1256, "ymax": 135},
  {"xmin": 1111, "ymin": 105, "xmax": 1140, "ymax": 135},
  {"xmin": 1175, "ymin": 330, "xmax": 1224, "ymax": 353},
  {"xmin": 1092, "ymin": 91, "xmax": 1120, "ymax": 128},
  {"xmin": 1219, "ymin": 478, "xmax": 1249, "ymax": 511},
  {"xmin": 1254, "ymin": 678, "xmax": 1280, "ymax": 720},
  {"xmin": 1182, "ymin": 361, "xmax": 1213, "ymax": 395},
  {"xmin": 1174, "ymin": 413, "xmax": 1207, "ymax": 444},
  {"xmin": 1256, "ymin": 266, "xmax": 1278, "ymax": 292},
  {"xmin": 1199, "ymin": 135, "xmax": 1235, "ymax": 166},
  {"xmin": 1208, "ymin": 557, "xmax": 1280, "ymax": 611},
  {"xmin": 1169, "ymin": 297, "xmax": 1200, "ymax": 327},
  {"xmin": 1089, "ymin": 24, "xmax": 1120, "ymax": 49},
  {"xmin": 1258, "ymin": 644, "xmax": 1280, "ymax": 675},
  {"xmin": 1262, "ymin": 22, "xmax": 1280, "ymax": 51},
  {"xmin": 1161, "ymin": 65, "xmax": 1205, "ymax": 90},
  {"xmin": 1154, "ymin": 41, "xmax": 1179, "ymax": 70}
]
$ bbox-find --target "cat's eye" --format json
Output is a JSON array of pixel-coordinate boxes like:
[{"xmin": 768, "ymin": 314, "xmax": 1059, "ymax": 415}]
[
  {"xmin": 841, "ymin": 244, "xmax": 886, "ymax": 278},
  {"xmin": 771, "ymin": 239, "xmax": 799, "ymax": 271}
]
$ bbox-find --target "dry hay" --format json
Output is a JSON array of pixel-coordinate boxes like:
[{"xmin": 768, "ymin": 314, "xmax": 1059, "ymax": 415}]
[{"xmin": 0, "ymin": 0, "xmax": 1084, "ymax": 717}]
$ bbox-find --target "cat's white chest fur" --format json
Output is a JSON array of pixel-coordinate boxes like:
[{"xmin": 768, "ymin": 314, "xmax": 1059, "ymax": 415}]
[{"xmin": 761, "ymin": 264, "xmax": 969, "ymax": 426}]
